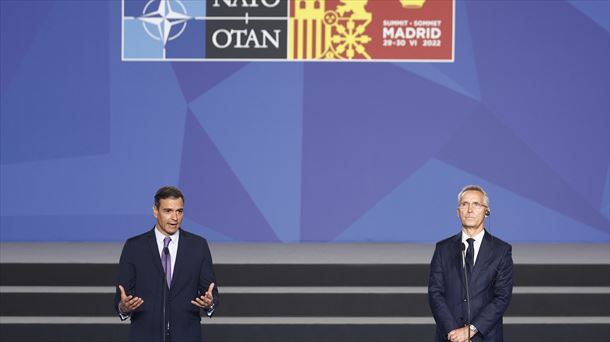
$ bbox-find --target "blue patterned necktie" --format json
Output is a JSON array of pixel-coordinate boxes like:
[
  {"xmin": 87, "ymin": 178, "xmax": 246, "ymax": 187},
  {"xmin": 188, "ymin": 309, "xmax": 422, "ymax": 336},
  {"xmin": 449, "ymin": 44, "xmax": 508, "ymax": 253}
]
[{"xmin": 465, "ymin": 238, "xmax": 475, "ymax": 278}]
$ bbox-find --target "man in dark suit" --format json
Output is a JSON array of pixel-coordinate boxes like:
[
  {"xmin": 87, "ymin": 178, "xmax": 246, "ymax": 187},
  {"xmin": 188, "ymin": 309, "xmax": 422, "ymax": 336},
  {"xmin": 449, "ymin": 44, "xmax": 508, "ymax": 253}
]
[
  {"xmin": 115, "ymin": 186, "xmax": 219, "ymax": 342},
  {"xmin": 428, "ymin": 185, "xmax": 513, "ymax": 342}
]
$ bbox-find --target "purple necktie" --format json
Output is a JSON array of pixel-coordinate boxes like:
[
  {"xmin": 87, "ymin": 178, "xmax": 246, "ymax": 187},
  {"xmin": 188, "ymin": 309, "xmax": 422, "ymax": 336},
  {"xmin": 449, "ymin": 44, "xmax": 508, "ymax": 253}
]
[{"xmin": 162, "ymin": 237, "xmax": 172, "ymax": 288}]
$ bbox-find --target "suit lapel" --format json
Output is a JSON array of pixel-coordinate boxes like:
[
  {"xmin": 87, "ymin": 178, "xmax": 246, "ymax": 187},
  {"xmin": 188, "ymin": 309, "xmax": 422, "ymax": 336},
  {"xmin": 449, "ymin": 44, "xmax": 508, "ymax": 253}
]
[
  {"xmin": 451, "ymin": 233, "xmax": 466, "ymax": 289},
  {"xmin": 146, "ymin": 228, "xmax": 165, "ymax": 278},
  {"xmin": 471, "ymin": 230, "xmax": 493, "ymax": 281}
]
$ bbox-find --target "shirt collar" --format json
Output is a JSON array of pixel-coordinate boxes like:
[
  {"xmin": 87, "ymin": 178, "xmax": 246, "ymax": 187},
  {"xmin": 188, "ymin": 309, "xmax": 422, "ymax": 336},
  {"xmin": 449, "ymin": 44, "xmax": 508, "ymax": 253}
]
[
  {"xmin": 462, "ymin": 228, "xmax": 485, "ymax": 244},
  {"xmin": 154, "ymin": 225, "xmax": 180, "ymax": 246}
]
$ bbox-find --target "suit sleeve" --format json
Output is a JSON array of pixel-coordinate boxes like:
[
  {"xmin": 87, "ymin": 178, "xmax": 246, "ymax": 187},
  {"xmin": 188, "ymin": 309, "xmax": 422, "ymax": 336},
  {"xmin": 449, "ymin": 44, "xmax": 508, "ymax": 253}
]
[
  {"xmin": 115, "ymin": 240, "xmax": 136, "ymax": 320},
  {"xmin": 472, "ymin": 244, "xmax": 513, "ymax": 337},
  {"xmin": 199, "ymin": 239, "xmax": 220, "ymax": 317},
  {"xmin": 428, "ymin": 244, "xmax": 460, "ymax": 338}
]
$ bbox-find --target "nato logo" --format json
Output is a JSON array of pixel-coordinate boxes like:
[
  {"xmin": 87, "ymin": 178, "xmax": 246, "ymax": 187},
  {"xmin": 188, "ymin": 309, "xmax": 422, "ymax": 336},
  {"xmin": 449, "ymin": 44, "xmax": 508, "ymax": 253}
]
[{"xmin": 123, "ymin": 0, "xmax": 206, "ymax": 60}]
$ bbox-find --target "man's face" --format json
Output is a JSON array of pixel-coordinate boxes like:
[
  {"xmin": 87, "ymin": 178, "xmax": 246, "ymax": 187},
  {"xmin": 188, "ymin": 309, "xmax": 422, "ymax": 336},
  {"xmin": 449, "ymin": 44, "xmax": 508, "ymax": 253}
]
[
  {"xmin": 153, "ymin": 197, "xmax": 184, "ymax": 236},
  {"xmin": 457, "ymin": 190, "xmax": 486, "ymax": 231}
]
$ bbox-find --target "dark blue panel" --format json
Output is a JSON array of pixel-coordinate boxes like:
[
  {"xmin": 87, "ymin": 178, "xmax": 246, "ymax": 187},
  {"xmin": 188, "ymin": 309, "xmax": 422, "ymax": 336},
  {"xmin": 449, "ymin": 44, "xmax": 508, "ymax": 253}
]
[{"xmin": 1, "ymin": 1, "xmax": 110, "ymax": 164}]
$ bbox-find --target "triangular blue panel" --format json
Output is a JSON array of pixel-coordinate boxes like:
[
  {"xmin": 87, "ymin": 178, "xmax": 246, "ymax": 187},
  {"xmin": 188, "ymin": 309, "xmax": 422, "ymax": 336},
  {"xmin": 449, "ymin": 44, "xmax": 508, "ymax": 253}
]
[
  {"xmin": 188, "ymin": 63, "xmax": 304, "ymax": 242},
  {"xmin": 339, "ymin": 159, "xmax": 609, "ymax": 243},
  {"xmin": 394, "ymin": 1, "xmax": 482, "ymax": 101},
  {"xmin": 179, "ymin": 109, "xmax": 279, "ymax": 241},
  {"xmin": 567, "ymin": 0, "xmax": 610, "ymax": 31}
]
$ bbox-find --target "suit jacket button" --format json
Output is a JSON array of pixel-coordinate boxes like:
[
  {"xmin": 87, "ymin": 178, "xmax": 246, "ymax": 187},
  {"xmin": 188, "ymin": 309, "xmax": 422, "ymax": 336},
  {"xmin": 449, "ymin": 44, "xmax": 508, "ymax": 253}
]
[{"xmin": 463, "ymin": 299, "xmax": 467, "ymax": 302}]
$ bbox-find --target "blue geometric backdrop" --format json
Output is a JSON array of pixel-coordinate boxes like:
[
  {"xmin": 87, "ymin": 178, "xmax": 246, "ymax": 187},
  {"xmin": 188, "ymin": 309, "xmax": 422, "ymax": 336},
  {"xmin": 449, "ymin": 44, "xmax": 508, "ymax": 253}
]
[{"xmin": 1, "ymin": 0, "xmax": 608, "ymax": 242}]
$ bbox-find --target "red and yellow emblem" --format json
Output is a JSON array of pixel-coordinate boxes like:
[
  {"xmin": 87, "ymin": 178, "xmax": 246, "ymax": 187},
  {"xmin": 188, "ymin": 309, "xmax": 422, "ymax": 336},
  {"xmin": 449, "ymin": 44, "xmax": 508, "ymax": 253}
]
[{"xmin": 289, "ymin": 0, "xmax": 453, "ymax": 61}]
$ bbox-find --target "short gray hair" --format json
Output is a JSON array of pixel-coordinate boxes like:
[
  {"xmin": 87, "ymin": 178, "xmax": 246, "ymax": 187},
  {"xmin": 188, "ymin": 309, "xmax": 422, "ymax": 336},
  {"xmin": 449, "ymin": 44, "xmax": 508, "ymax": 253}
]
[{"xmin": 457, "ymin": 185, "xmax": 489, "ymax": 207}]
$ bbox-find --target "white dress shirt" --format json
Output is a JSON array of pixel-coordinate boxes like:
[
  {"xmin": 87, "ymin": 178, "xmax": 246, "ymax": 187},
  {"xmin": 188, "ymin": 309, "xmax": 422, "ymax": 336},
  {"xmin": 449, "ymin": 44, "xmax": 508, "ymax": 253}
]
[
  {"xmin": 154, "ymin": 226, "xmax": 179, "ymax": 279},
  {"xmin": 462, "ymin": 229, "xmax": 485, "ymax": 265}
]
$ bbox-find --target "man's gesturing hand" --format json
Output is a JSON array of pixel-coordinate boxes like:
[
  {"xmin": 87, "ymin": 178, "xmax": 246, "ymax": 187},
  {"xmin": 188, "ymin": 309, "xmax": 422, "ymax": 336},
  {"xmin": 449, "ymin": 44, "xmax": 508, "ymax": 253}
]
[
  {"xmin": 118, "ymin": 285, "xmax": 144, "ymax": 314},
  {"xmin": 191, "ymin": 282, "xmax": 215, "ymax": 309}
]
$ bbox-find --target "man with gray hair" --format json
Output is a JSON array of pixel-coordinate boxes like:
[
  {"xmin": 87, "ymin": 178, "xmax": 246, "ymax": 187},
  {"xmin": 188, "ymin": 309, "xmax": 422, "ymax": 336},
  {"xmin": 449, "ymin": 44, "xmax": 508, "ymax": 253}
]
[{"xmin": 428, "ymin": 185, "xmax": 513, "ymax": 341}]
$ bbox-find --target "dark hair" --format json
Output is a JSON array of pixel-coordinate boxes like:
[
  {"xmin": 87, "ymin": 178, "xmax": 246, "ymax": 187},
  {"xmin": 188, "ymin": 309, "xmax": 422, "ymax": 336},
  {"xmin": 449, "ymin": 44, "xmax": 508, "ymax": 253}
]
[{"xmin": 154, "ymin": 186, "xmax": 184, "ymax": 208}]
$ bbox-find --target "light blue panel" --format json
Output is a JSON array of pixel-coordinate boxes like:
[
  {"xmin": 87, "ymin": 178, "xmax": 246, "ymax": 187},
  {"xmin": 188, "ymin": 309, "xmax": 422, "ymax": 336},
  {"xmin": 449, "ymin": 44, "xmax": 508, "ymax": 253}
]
[
  {"xmin": 394, "ymin": 63, "xmax": 475, "ymax": 99},
  {"xmin": 337, "ymin": 159, "xmax": 609, "ymax": 243},
  {"xmin": 182, "ymin": 0, "xmax": 206, "ymax": 17},
  {"xmin": 491, "ymin": 179, "xmax": 609, "ymax": 243},
  {"xmin": 568, "ymin": 0, "xmax": 610, "ymax": 31},
  {"xmin": 394, "ymin": 0, "xmax": 481, "ymax": 101},
  {"xmin": 182, "ymin": 217, "xmax": 234, "ymax": 242},
  {"xmin": 336, "ymin": 159, "xmax": 472, "ymax": 243},
  {"xmin": 123, "ymin": 19, "xmax": 164, "ymax": 59},
  {"xmin": 189, "ymin": 63, "xmax": 304, "ymax": 242}
]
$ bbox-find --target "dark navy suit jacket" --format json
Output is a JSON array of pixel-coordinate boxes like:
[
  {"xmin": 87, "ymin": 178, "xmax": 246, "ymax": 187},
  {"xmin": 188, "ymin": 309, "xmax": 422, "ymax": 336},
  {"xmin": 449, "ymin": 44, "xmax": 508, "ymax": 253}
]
[
  {"xmin": 115, "ymin": 228, "xmax": 219, "ymax": 342},
  {"xmin": 428, "ymin": 230, "xmax": 513, "ymax": 341}
]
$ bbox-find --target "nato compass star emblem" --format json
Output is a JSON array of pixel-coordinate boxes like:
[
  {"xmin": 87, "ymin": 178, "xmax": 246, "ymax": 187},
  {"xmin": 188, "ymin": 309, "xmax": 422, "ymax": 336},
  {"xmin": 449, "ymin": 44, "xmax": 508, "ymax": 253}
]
[
  {"xmin": 138, "ymin": 0, "xmax": 191, "ymax": 46},
  {"xmin": 123, "ymin": 0, "xmax": 207, "ymax": 60}
]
